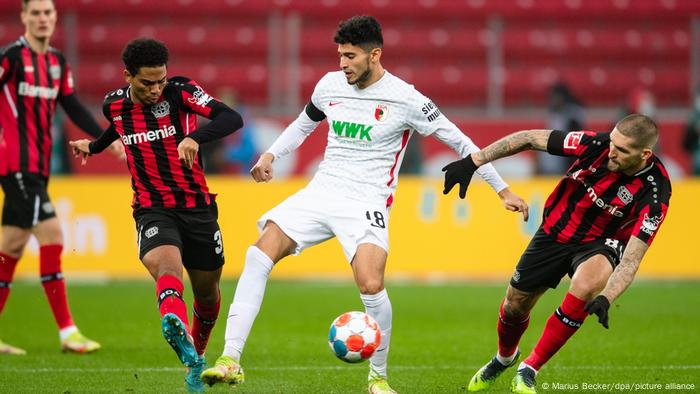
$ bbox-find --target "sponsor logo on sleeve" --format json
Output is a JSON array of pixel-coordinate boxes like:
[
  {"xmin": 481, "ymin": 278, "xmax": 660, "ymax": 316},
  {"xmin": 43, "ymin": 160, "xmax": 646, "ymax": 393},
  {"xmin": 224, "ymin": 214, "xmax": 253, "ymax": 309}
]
[
  {"xmin": 421, "ymin": 101, "xmax": 442, "ymax": 122},
  {"xmin": 67, "ymin": 70, "xmax": 74, "ymax": 89},
  {"xmin": 564, "ymin": 131, "xmax": 584, "ymax": 149},
  {"xmin": 640, "ymin": 213, "xmax": 663, "ymax": 235},
  {"xmin": 187, "ymin": 85, "xmax": 212, "ymax": 107}
]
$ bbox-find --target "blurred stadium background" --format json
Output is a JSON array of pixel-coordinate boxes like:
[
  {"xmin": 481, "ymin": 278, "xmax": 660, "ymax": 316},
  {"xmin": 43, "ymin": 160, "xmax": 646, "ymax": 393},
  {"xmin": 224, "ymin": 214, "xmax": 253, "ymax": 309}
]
[
  {"xmin": 1, "ymin": 1, "xmax": 699, "ymax": 393},
  {"xmin": 1, "ymin": 0, "xmax": 697, "ymax": 281}
]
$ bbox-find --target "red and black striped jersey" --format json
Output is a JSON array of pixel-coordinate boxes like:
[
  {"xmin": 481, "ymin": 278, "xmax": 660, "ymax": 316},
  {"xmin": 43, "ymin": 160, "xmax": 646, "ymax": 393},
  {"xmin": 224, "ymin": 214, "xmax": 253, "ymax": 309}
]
[
  {"xmin": 543, "ymin": 130, "xmax": 671, "ymax": 246},
  {"xmin": 0, "ymin": 36, "xmax": 74, "ymax": 177},
  {"xmin": 102, "ymin": 77, "xmax": 222, "ymax": 209}
]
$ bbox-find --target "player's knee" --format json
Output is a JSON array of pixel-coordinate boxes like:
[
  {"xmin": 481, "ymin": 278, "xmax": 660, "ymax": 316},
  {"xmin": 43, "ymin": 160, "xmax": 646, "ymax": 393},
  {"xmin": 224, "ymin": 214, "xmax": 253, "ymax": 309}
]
[
  {"xmin": 502, "ymin": 298, "xmax": 529, "ymax": 319},
  {"xmin": 358, "ymin": 279, "xmax": 384, "ymax": 295},
  {"xmin": 194, "ymin": 290, "xmax": 219, "ymax": 306},
  {"xmin": 1, "ymin": 243, "xmax": 25, "ymax": 259},
  {"xmin": 569, "ymin": 279, "xmax": 602, "ymax": 301}
]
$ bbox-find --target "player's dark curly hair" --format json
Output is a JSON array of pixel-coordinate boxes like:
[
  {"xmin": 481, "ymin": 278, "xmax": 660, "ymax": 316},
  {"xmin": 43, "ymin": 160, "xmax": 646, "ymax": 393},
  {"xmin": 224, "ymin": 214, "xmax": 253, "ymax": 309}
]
[
  {"xmin": 333, "ymin": 15, "xmax": 383, "ymax": 51},
  {"xmin": 121, "ymin": 38, "xmax": 169, "ymax": 76}
]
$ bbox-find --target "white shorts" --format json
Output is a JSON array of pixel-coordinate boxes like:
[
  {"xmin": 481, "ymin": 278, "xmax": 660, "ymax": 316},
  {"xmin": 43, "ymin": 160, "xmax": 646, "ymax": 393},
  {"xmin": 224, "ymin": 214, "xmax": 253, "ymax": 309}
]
[{"xmin": 257, "ymin": 187, "xmax": 390, "ymax": 262}]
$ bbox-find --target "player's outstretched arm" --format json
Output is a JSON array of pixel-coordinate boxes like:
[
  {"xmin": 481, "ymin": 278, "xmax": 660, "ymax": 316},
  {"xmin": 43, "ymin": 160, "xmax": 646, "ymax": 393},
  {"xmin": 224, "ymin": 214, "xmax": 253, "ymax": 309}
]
[
  {"xmin": 250, "ymin": 152, "xmax": 274, "ymax": 183},
  {"xmin": 497, "ymin": 188, "xmax": 529, "ymax": 221},
  {"xmin": 442, "ymin": 129, "xmax": 551, "ymax": 199},
  {"xmin": 60, "ymin": 93, "xmax": 126, "ymax": 160},
  {"xmin": 585, "ymin": 236, "xmax": 648, "ymax": 328},
  {"xmin": 471, "ymin": 129, "xmax": 552, "ymax": 166},
  {"xmin": 69, "ymin": 139, "xmax": 92, "ymax": 166},
  {"xmin": 68, "ymin": 125, "xmax": 120, "ymax": 165}
]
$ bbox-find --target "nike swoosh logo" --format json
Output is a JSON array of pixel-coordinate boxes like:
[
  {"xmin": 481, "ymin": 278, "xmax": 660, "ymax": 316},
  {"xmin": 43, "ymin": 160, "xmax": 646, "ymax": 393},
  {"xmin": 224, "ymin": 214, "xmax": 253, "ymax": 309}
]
[{"xmin": 329, "ymin": 101, "xmax": 342, "ymax": 106}]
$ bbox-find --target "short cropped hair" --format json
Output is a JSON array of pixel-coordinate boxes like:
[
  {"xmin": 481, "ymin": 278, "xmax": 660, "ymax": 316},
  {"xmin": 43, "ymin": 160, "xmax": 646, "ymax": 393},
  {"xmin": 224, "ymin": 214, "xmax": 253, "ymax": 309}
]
[
  {"xmin": 333, "ymin": 15, "xmax": 383, "ymax": 52},
  {"xmin": 22, "ymin": 0, "xmax": 53, "ymax": 10},
  {"xmin": 615, "ymin": 113, "xmax": 659, "ymax": 149},
  {"xmin": 121, "ymin": 38, "xmax": 169, "ymax": 76}
]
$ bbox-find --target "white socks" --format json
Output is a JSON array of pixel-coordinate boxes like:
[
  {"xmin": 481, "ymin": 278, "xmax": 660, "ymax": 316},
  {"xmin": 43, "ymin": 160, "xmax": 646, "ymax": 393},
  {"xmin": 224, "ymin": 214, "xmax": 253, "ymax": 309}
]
[
  {"xmin": 496, "ymin": 348, "xmax": 519, "ymax": 366},
  {"xmin": 223, "ymin": 246, "xmax": 274, "ymax": 362},
  {"xmin": 59, "ymin": 325, "xmax": 78, "ymax": 341},
  {"xmin": 360, "ymin": 289, "xmax": 392, "ymax": 379}
]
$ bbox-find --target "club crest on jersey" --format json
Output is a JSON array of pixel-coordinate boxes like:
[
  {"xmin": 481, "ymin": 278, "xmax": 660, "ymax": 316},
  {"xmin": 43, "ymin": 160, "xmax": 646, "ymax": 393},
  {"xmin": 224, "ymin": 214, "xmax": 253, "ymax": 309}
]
[
  {"xmin": 375, "ymin": 104, "xmax": 388, "ymax": 121},
  {"xmin": 49, "ymin": 65, "xmax": 61, "ymax": 80},
  {"xmin": 617, "ymin": 185, "xmax": 633, "ymax": 205},
  {"xmin": 151, "ymin": 101, "xmax": 170, "ymax": 118},
  {"xmin": 564, "ymin": 132, "xmax": 584, "ymax": 149}
]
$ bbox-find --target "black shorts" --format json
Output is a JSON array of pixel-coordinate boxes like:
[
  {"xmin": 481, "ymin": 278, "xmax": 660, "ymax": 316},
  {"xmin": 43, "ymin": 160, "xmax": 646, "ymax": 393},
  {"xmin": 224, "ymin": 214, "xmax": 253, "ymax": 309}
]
[
  {"xmin": 1, "ymin": 172, "xmax": 56, "ymax": 228},
  {"xmin": 510, "ymin": 226, "xmax": 625, "ymax": 292},
  {"xmin": 133, "ymin": 202, "xmax": 225, "ymax": 271}
]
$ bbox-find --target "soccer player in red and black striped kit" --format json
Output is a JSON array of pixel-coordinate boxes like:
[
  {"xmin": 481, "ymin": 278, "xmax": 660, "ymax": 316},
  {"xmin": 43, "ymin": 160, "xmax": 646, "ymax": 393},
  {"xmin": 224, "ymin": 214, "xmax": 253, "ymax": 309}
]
[
  {"xmin": 442, "ymin": 114, "xmax": 671, "ymax": 394},
  {"xmin": 0, "ymin": 0, "xmax": 122, "ymax": 355},
  {"xmin": 70, "ymin": 38, "xmax": 243, "ymax": 392}
]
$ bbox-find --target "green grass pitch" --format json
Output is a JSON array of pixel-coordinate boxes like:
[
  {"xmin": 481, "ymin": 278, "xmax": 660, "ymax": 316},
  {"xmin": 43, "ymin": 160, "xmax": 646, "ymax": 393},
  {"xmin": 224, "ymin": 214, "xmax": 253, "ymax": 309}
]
[{"xmin": 0, "ymin": 280, "xmax": 698, "ymax": 393}]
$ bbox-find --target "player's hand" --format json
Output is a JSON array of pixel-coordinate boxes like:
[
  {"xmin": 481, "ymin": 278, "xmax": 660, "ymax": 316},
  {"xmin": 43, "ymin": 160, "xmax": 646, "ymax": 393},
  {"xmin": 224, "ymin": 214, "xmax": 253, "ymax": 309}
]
[
  {"xmin": 69, "ymin": 139, "xmax": 92, "ymax": 166},
  {"xmin": 107, "ymin": 140, "xmax": 126, "ymax": 161},
  {"xmin": 498, "ymin": 188, "xmax": 529, "ymax": 221},
  {"xmin": 584, "ymin": 295, "xmax": 610, "ymax": 329},
  {"xmin": 442, "ymin": 154, "xmax": 478, "ymax": 199},
  {"xmin": 250, "ymin": 152, "xmax": 275, "ymax": 182},
  {"xmin": 177, "ymin": 137, "xmax": 199, "ymax": 169}
]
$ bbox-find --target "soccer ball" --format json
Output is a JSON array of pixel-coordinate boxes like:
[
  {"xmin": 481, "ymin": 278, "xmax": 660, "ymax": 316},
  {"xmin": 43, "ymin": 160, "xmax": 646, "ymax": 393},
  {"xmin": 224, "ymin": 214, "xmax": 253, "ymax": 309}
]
[{"xmin": 328, "ymin": 311, "xmax": 381, "ymax": 363}]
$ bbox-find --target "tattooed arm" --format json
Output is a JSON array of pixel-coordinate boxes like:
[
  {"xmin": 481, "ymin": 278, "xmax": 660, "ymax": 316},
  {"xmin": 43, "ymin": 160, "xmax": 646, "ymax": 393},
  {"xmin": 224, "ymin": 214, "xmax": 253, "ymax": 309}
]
[
  {"xmin": 471, "ymin": 129, "xmax": 552, "ymax": 166},
  {"xmin": 600, "ymin": 236, "xmax": 648, "ymax": 302}
]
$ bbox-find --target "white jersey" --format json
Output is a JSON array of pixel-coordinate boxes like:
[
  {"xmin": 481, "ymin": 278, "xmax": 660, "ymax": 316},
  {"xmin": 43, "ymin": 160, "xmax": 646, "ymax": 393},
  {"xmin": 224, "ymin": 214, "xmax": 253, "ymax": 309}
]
[{"xmin": 267, "ymin": 70, "xmax": 508, "ymax": 206}]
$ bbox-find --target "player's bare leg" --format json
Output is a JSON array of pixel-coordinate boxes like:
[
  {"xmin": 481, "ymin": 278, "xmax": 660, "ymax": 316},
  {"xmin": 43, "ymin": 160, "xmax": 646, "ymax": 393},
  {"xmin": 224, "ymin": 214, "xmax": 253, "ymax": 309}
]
[
  {"xmin": 202, "ymin": 221, "xmax": 295, "ymax": 386},
  {"xmin": 0, "ymin": 226, "xmax": 30, "ymax": 355},
  {"xmin": 513, "ymin": 255, "xmax": 612, "ymax": 394},
  {"xmin": 184, "ymin": 267, "xmax": 222, "ymax": 392},
  {"xmin": 352, "ymin": 244, "xmax": 396, "ymax": 394},
  {"xmin": 468, "ymin": 286, "xmax": 546, "ymax": 391}
]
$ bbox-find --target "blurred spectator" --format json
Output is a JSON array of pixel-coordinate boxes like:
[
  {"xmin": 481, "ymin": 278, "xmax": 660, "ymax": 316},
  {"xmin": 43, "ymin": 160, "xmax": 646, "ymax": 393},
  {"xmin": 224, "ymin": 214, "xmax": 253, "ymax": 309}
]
[
  {"xmin": 200, "ymin": 88, "xmax": 257, "ymax": 174},
  {"xmin": 536, "ymin": 82, "xmax": 583, "ymax": 175},
  {"xmin": 618, "ymin": 87, "xmax": 661, "ymax": 154},
  {"xmin": 683, "ymin": 88, "xmax": 700, "ymax": 175}
]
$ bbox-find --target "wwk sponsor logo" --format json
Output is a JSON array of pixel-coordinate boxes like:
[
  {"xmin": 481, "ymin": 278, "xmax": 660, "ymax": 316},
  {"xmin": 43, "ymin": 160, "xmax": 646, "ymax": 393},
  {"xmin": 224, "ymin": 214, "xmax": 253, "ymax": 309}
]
[{"xmin": 331, "ymin": 120, "xmax": 373, "ymax": 141}]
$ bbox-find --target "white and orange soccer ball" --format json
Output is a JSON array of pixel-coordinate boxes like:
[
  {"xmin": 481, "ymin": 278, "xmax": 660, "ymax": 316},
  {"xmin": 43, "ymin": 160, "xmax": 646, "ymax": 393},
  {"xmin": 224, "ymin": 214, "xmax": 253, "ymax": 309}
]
[{"xmin": 328, "ymin": 311, "xmax": 381, "ymax": 363}]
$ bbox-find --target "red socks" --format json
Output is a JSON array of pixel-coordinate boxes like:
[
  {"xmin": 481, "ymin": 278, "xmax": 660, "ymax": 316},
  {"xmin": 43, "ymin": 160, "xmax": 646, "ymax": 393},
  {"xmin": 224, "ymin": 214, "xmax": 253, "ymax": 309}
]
[
  {"xmin": 192, "ymin": 292, "xmax": 220, "ymax": 355},
  {"xmin": 524, "ymin": 292, "xmax": 588, "ymax": 370},
  {"xmin": 156, "ymin": 275, "xmax": 190, "ymax": 332},
  {"xmin": 0, "ymin": 253, "xmax": 18, "ymax": 313},
  {"xmin": 497, "ymin": 299, "xmax": 530, "ymax": 358},
  {"xmin": 39, "ymin": 245, "xmax": 74, "ymax": 329}
]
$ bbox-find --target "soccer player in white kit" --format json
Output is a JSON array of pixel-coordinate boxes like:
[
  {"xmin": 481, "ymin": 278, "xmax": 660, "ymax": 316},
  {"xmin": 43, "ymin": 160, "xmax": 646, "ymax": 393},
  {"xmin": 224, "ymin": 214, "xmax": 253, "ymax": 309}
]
[{"xmin": 201, "ymin": 15, "xmax": 529, "ymax": 394}]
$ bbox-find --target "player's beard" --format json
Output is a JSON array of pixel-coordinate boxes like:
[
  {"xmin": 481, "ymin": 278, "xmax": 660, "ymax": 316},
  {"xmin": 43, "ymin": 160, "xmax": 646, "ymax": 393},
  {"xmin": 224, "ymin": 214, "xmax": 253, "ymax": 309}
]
[{"xmin": 349, "ymin": 60, "xmax": 372, "ymax": 86}]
